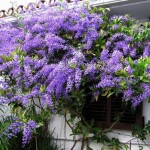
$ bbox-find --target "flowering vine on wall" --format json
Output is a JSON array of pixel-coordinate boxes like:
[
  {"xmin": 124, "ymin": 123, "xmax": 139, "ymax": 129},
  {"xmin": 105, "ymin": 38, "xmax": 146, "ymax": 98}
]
[{"xmin": 0, "ymin": 2, "xmax": 150, "ymax": 150}]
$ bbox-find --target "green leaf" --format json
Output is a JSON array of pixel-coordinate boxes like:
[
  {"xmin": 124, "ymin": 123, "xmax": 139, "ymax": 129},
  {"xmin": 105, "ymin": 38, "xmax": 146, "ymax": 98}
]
[
  {"xmin": 142, "ymin": 78, "xmax": 150, "ymax": 83},
  {"xmin": 139, "ymin": 76, "xmax": 144, "ymax": 80},
  {"xmin": 69, "ymin": 63, "xmax": 77, "ymax": 69},
  {"xmin": 95, "ymin": 95, "xmax": 99, "ymax": 101},
  {"xmin": 124, "ymin": 144, "xmax": 129, "ymax": 150},
  {"xmin": 40, "ymin": 85, "xmax": 46, "ymax": 93},
  {"xmin": 36, "ymin": 122, "xmax": 44, "ymax": 128},
  {"xmin": 107, "ymin": 92, "xmax": 114, "ymax": 98},
  {"xmin": 119, "ymin": 80, "xmax": 126, "ymax": 88},
  {"xmin": 19, "ymin": 55, "xmax": 24, "ymax": 63},
  {"xmin": 128, "ymin": 57, "xmax": 134, "ymax": 67},
  {"xmin": 102, "ymin": 90, "xmax": 109, "ymax": 96},
  {"xmin": 1, "ymin": 55, "xmax": 13, "ymax": 62},
  {"xmin": 88, "ymin": 146, "xmax": 93, "ymax": 150},
  {"xmin": 116, "ymin": 69, "xmax": 128, "ymax": 77}
]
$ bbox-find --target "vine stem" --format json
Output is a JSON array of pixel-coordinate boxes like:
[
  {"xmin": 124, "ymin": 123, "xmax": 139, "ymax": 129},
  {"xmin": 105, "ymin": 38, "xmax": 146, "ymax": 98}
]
[
  {"xmin": 64, "ymin": 113, "xmax": 82, "ymax": 150},
  {"xmin": 32, "ymin": 97, "xmax": 42, "ymax": 110},
  {"xmin": 81, "ymin": 138, "xmax": 85, "ymax": 150},
  {"xmin": 85, "ymin": 138, "xmax": 89, "ymax": 150},
  {"xmin": 125, "ymin": 137, "xmax": 150, "ymax": 150},
  {"xmin": 129, "ymin": 141, "xmax": 131, "ymax": 150},
  {"xmin": 64, "ymin": 113, "xmax": 74, "ymax": 131},
  {"xmin": 38, "ymin": 97, "xmax": 44, "ymax": 110},
  {"xmin": 34, "ymin": 136, "xmax": 38, "ymax": 150},
  {"xmin": 70, "ymin": 138, "xmax": 83, "ymax": 150},
  {"xmin": 103, "ymin": 107, "xmax": 126, "ymax": 133},
  {"xmin": 126, "ymin": 137, "xmax": 137, "ymax": 144},
  {"xmin": 63, "ymin": 104, "xmax": 134, "ymax": 150},
  {"xmin": 103, "ymin": 121, "xmax": 118, "ymax": 133},
  {"xmin": 141, "ymin": 140, "xmax": 150, "ymax": 149},
  {"xmin": 69, "ymin": 109, "xmax": 92, "ymax": 130}
]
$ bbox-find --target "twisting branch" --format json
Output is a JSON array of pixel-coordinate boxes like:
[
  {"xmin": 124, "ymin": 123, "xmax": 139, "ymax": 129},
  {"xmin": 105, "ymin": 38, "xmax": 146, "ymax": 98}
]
[
  {"xmin": 81, "ymin": 138, "xmax": 85, "ymax": 150},
  {"xmin": 126, "ymin": 137, "xmax": 137, "ymax": 144},
  {"xmin": 63, "ymin": 112, "xmax": 89, "ymax": 150},
  {"xmin": 64, "ymin": 113, "xmax": 74, "ymax": 131},
  {"xmin": 70, "ymin": 138, "xmax": 83, "ymax": 150},
  {"xmin": 103, "ymin": 106, "xmax": 127, "ymax": 133},
  {"xmin": 69, "ymin": 109, "xmax": 92, "ymax": 130},
  {"xmin": 32, "ymin": 97, "xmax": 42, "ymax": 110},
  {"xmin": 103, "ymin": 121, "xmax": 118, "ymax": 133},
  {"xmin": 85, "ymin": 138, "xmax": 89, "ymax": 150},
  {"xmin": 34, "ymin": 136, "xmax": 38, "ymax": 150},
  {"xmin": 38, "ymin": 97, "xmax": 44, "ymax": 110}
]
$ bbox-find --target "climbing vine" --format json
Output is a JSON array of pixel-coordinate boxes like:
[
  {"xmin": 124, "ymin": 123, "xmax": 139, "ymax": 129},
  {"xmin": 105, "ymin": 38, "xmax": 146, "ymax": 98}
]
[{"xmin": 0, "ymin": 2, "xmax": 150, "ymax": 149}]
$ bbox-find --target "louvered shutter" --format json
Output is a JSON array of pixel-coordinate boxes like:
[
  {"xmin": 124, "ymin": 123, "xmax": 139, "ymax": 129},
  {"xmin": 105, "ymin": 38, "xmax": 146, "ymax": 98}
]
[{"xmin": 83, "ymin": 95, "xmax": 143, "ymax": 130}]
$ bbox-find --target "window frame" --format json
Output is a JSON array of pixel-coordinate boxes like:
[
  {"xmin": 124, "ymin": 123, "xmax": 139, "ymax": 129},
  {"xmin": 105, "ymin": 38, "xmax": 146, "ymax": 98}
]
[{"xmin": 83, "ymin": 95, "xmax": 144, "ymax": 130}]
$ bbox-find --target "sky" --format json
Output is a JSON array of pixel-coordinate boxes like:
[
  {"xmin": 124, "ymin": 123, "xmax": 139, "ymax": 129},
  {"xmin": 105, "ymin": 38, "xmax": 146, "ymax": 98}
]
[{"xmin": 0, "ymin": 0, "xmax": 50, "ymax": 10}]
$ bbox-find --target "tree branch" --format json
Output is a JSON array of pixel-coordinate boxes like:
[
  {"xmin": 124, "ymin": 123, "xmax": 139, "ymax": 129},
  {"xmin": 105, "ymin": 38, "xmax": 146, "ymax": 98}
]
[{"xmin": 70, "ymin": 138, "xmax": 83, "ymax": 150}]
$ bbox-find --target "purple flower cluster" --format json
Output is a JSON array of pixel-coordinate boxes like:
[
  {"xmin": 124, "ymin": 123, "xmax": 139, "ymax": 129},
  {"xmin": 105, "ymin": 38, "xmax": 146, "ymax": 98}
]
[
  {"xmin": 4, "ymin": 122, "xmax": 24, "ymax": 138},
  {"xmin": 0, "ymin": 4, "xmax": 149, "ymax": 107},
  {"xmin": 0, "ymin": 5, "xmax": 105, "ymax": 108},
  {"xmin": 99, "ymin": 32, "xmax": 150, "ymax": 106},
  {"xmin": 99, "ymin": 33, "xmax": 132, "ymax": 89},
  {"xmin": 0, "ymin": 3, "xmax": 149, "ymax": 145},
  {"xmin": 131, "ymin": 83, "xmax": 150, "ymax": 107},
  {"xmin": 22, "ymin": 120, "xmax": 37, "ymax": 147},
  {"xmin": 0, "ymin": 25, "xmax": 23, "ymax": 55},
  {"xmin": 3, "ymin": 119, "xmax": 37, "ymax": 147}
]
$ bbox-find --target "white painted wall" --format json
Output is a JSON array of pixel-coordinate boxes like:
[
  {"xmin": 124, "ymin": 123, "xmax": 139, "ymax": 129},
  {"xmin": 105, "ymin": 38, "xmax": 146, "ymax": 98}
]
[
  {"xmin": 1, "ymin": 102, "xmax": 150, "ymax": 150},
  {"xmin": 49, "ymin": 104, "xmax": 150, "ymax": 150}
]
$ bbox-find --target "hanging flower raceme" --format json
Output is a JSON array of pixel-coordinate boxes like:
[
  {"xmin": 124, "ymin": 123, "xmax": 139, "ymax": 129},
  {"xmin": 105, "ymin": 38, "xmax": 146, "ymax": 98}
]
[
  {"xmin": 99, "ymin": 31, "xmax": 150, "ymax": 107},
  {"xmin": 2, "ymin": 119, "xmax": 37, "ymax": 147}
]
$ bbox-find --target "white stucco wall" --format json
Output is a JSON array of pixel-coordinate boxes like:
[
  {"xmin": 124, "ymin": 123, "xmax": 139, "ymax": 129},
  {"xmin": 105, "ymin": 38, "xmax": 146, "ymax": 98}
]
[
  {"xmin": 48, "ymin": 98, "xmax": 150, "ymax": 150},
  {"xmin": 49, "ymin": 106, "xmax": 150, "ymax": 150},
  {"xmin": 1, "ymin": 102, "xmax": 150, "ymax": 150}
]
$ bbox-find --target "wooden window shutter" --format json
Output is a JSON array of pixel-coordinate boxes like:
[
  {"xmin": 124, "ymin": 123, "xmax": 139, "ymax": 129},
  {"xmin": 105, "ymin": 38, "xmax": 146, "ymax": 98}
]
[{"xmin": 83, "ymin": 95, "xmax": 144, "ymax": 130}]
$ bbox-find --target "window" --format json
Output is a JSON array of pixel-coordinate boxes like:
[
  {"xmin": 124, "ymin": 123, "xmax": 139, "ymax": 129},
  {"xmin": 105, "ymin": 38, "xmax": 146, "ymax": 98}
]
[{"xmin": 83, "ymin": 95, "xmax": 144, "ymax": 130}]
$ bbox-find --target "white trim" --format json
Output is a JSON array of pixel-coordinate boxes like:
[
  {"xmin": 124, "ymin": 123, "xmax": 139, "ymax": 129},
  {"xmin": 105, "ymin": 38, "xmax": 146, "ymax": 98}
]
[
  {"xmin": 109, "ymin": 0, "xmax": 150, "ymax": 9},
  {"xmin": 52, "ymin": 137, "xmax": 150, "ymax": 146}
]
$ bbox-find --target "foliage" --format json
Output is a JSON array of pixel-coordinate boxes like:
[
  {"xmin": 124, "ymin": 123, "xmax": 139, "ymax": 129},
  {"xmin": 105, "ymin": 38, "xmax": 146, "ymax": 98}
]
[
  {"xmin": 7, "ymin": 126, "xmax": 59, "ymax": 150},
  {"xmin": 0, "ymin": 2, "xmax": 149, "ymax": 149},
  {"xmin": 0, "ymin": 116, "xmax": 12, "ymax": 150},
  {"xmin": 0, "ymin": 104, "xmax": 58, "ymax": 150}
]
